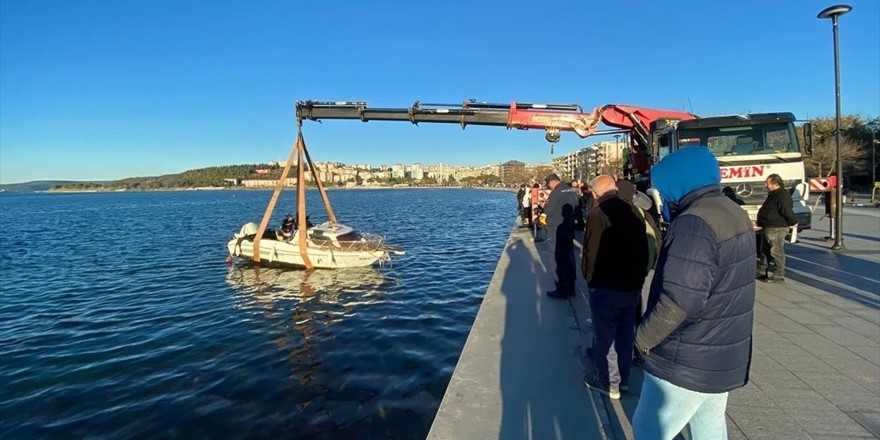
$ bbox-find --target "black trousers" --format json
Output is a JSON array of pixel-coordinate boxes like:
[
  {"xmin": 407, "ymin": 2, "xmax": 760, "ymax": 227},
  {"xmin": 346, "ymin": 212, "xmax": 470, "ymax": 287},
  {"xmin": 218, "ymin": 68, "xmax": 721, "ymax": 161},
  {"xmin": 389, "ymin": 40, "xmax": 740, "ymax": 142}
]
[{"xmin": 548, "ymin": 230, "xmax": 576, "ymax": 291}]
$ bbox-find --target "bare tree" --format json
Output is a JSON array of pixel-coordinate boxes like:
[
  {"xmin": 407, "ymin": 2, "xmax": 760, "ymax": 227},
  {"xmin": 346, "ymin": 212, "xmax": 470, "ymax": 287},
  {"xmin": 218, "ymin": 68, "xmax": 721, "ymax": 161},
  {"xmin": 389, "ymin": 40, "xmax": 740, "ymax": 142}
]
[
  {"xmin": 598, "ymin": 158, "xmax": 625, "ymax": 178},
  {"xmin": 805, "ymin": 138, "xmax": 867, "ymax": 177},
  {"xmin": 504, "ymin": 169, "xmax": 531, "ymax": 186},
  {"xmin": 802, "ymin": 115, "xmax": 874, "ymax": 178},
  {"xmin": 527, "ymin": 165, "xmax": 554, "ymax": 183}
]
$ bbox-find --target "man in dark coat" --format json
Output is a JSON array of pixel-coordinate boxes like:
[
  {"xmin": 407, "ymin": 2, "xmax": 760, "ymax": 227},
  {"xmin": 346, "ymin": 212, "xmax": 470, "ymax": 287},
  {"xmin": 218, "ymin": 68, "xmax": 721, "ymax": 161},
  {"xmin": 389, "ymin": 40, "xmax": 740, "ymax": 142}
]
[
  {"xmin": 516, "ymin": 184, "xmax": 527, "ymax": 223},
  {"xmin": 281, "ymin": 214, "xmax": 296, "ymax": 236},
  {"xmin": 756, "ymin": 173, "xmax": 798, "ymax": 283},
  {"xmin": 582, "ymin": 175, "xmax": 650, "ymax": 400},
  {"xmin": 615, "ymin": 177, "xmax": 662, "ymax": 362},
  {"xmin": 543, "ymin": 173, "xmax": 580, "ymax": 298},
  {"xmin": 632, "ymin": 147, "xmax": 756, "ymax": 439}
]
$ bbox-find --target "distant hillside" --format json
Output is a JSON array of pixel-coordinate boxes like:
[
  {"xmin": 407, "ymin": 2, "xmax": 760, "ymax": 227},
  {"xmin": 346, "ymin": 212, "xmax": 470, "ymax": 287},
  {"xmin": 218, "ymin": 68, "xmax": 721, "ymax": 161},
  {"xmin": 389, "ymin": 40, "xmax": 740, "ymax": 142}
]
[
  {"xmin": 0, "ymin": 180, "xmax": 110, "ymax": 192},
  {"xmin": 47, "ymin": 164, "xmax": 278, "ymax": 191}
]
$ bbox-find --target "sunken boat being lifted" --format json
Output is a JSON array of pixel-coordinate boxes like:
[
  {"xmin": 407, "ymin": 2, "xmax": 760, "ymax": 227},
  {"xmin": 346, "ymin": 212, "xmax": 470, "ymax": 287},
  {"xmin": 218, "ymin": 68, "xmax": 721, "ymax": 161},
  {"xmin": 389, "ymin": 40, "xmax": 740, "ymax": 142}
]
[
  {"xmin": 226, "ymin": 128, "xmax": 404, "ymax": 270},
  {"xmin": 228, "ymin": 221, "xmax": 404, "ymax": 269}
]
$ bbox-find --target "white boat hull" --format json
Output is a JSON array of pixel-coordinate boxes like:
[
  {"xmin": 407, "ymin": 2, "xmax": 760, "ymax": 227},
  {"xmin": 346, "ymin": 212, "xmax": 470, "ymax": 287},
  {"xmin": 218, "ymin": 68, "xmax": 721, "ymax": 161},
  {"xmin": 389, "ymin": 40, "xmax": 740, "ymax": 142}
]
[
  {"xmin": 228, "ymin": 238, "xmax": 388, "ymax": 268},
  {"xmin": 227, "ymin": 222, "xmax": 404, "ymax": 269}
]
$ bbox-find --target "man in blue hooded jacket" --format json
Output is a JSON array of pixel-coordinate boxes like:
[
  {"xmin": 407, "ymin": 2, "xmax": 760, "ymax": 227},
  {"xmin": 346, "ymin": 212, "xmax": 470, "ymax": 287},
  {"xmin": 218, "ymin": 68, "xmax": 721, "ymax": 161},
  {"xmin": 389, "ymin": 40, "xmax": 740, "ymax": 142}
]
[{"xmin": 632, "ymin": 148, "xmax": 755, "ymax": 440}]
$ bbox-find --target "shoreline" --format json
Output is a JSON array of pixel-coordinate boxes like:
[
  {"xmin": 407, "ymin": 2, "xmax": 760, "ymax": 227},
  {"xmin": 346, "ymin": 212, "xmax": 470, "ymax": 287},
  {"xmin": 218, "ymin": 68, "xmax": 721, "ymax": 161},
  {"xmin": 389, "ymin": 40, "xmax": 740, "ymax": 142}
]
[{"xmin": 38, "ymin": 185, "xmax": 517, "ymax": 194}]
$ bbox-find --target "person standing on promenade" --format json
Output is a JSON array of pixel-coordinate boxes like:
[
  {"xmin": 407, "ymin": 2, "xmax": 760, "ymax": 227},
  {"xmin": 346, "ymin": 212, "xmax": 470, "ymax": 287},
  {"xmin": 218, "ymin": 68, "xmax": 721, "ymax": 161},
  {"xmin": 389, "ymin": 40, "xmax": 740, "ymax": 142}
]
[
  {"xmin": 632, "ymin": 148, "xmax": 755, "ymax": 440},
  {"xmin": 582, "ymin": 175, "xmax": 651, "ymax": 400},
  {"xmin": 516, "ymin": 184, "xmax": 527, "ymax": 224},
  {"xmin": 755, "ymin": 173, "xmax": 797, "ymax": 283},
  {"xmin": 543, "ymin": 173, "xmax": 580, "ymax": 298},
  {"xmin": 614, "ymin": 176, "xmax": 661, "ymax": 359},
  {"xmin": 570, "ymin": 178, "xmax": 586, "ymax": 231},
  {"xmin": 520, "ymin": 184, "xmax": 532, "ymax": 226}
]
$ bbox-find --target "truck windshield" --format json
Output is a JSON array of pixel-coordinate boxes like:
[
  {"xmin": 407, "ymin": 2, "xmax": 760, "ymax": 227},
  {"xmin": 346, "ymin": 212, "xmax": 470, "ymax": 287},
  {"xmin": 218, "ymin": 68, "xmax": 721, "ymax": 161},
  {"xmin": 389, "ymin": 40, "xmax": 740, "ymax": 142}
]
[{"xmin": 676, "ymin": 123, "xmax": 799, "ymax": 157}]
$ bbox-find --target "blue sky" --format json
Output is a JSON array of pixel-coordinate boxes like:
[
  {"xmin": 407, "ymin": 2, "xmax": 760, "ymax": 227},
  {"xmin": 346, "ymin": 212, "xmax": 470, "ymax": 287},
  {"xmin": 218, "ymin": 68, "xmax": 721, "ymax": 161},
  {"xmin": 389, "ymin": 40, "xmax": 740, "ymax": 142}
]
[{"xmin": 1, "ymin": 0, "xmax": 878, "ymax": 184}]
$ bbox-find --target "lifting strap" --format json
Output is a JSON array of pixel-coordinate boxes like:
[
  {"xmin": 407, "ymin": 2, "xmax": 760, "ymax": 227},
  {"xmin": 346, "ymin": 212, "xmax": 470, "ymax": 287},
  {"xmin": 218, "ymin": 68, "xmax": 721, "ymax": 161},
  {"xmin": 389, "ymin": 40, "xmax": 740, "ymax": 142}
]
[{"xmin": 251, "ymin": 126, "xmax": 337, "ymax": 270}]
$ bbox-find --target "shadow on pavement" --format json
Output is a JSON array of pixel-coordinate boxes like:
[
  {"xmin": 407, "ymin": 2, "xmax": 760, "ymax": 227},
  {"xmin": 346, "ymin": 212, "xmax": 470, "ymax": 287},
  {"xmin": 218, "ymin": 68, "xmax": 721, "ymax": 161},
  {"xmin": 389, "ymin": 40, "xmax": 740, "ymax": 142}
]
[
  {"xmin": 495, "ymin": 228, "xmax": 605, "ymax": 440},
  {"xmin": 844, "ymin": 232, "xmax": 880, "ymax": 243},
  {"xmin": 786, "ymin": 244, "xmax": 880, "ymax": 310}
]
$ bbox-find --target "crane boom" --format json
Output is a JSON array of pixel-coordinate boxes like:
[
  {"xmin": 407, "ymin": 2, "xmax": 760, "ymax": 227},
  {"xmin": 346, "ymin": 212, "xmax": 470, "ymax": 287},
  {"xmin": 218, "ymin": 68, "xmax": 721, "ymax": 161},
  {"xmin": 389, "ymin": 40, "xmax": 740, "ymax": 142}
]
[
  {"xmin": 296, "ymin": 100, "xmax": 604, "ymax": 142},
  {"xmin": 295, "ymin": 99, "xmax": 697, "ymax": 174}
]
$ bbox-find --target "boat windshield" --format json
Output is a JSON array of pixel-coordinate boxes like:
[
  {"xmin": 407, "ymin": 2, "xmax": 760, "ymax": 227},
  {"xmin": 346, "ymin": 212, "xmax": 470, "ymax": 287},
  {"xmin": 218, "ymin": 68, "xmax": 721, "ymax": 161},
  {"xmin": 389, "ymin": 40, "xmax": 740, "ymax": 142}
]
[
  {"xmin": 336, "ymin": 232, "xmax": 363, "ymax": 242},
  {"xmin": 676, "ymin": 123, "xmax": 800, "ymax": 157}
]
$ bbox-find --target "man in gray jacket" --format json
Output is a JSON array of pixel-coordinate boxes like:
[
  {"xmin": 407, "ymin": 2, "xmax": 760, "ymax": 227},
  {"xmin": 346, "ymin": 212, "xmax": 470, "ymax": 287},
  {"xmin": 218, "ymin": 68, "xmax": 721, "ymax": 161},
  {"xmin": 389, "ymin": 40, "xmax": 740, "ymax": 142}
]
[{"xmin": 543, "ymin": 173, "xmax": 580, "ymax": 298}]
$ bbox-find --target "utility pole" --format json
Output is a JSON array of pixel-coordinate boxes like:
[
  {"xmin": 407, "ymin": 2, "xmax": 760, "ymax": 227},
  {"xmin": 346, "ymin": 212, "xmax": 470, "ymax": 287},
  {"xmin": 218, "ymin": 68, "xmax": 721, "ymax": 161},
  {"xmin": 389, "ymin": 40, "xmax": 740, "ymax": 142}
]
[
  {"xmin": 614, "ymin": 134, "xmax": 621, "ymax": 161},
  {"xmin": 867, "ymin": 118, "xmax": 879, "ymax": 186},
  {"xmin": 818, "ymin": 4, "xmax": 852, "ymax": 251}
]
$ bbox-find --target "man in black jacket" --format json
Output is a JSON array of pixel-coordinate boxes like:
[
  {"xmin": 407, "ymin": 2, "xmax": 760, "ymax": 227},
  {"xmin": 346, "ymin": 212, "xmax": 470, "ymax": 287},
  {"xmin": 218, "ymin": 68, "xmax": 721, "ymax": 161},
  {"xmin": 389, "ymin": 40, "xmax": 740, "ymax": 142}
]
[
  {"xmin": 582, "ymin": 175, "xmax": 650, "ymax": 400},
  {"xmin": 544, "ymin": 173, "xmax": 580, "ymax": 298},
  {"xmin": 632, "ymin": 148, "xmax": 755, "ymax": 439},
  {"xmin": 756, "ymin": 173, "xmax": 798, "ymax": 283},
  {"xmin": 516, "ymin": 184, "xmax": 527, "ymax": 224}
]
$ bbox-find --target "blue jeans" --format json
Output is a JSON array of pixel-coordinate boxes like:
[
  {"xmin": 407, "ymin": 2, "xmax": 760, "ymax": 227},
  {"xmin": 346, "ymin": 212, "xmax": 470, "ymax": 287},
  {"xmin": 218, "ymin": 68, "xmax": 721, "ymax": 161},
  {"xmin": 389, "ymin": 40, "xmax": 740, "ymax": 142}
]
[
  {"xmin": 589, "ymin": 287, "xmax": 639, "ymax": 388},
  {"xmin": 633, "ymin": 372, "xmax": 729, "ymax": 440}
]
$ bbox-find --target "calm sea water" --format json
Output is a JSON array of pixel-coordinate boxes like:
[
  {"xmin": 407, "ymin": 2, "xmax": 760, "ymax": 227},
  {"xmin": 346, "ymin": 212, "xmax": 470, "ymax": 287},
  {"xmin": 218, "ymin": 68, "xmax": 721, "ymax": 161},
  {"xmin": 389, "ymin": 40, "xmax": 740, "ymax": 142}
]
[{"xmin": 0, "ymin": 188, "xmax": 515, "ymax": 439}]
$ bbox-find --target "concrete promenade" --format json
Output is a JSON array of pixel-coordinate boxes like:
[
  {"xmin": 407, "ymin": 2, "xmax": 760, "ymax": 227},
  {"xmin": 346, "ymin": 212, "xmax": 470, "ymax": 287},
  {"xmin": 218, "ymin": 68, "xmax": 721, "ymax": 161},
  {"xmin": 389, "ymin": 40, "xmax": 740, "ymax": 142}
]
[{"xmin": 428, "ymin": 207, "xmax": 880, "ymax": 440}]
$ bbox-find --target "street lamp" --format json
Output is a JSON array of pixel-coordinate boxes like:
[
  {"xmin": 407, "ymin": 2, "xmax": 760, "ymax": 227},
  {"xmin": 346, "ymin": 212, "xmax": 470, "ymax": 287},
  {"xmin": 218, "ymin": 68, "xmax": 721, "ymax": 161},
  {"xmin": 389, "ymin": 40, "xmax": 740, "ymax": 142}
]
[
  {"xmin": 614, "ymin": 134, "xmax": 621, "ymax": 158},
  {"xmin": 868, "ymin": 118, "xmax": 880, "ymax": 204},
  {"xmin": 867, "ymin": 118, "xmax": 880, "ymax": 185},
  {"xmin": 818, "ymin": 3, "xmax": 852, "ymax": 251}
]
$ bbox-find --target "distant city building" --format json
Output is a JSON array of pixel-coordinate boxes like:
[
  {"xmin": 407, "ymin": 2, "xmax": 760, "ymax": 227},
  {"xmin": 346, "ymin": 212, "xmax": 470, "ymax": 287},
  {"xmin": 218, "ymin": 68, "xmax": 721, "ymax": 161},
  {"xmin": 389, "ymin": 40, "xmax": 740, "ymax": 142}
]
[
  {"xmin": 391, "ymin": 163, "xmax": 405, "ymax": 179},
  {"xmin": 410, "ymin": 163, "xmax": 425, "ymax": 180},
  {"xmin": 241, "ymin": 178, "xmax": 298, "ymax": 188},
  {"xmin": 551, "ymin": 149, "xmax": 595, "ymax": 180},
  {"xmin": 592, "ymin": 140, "xmax": 627, "ymax": 166},
  {"xmin": 500, "ymin": 160, "xmax": 526, "ymax": 183},
  {"xmin": 237, "ymin": 158, "xmax": 561, "ymax": 186},
  {"xmin": 425, "ymin": 163, "xmax": 450, "ymax": 182}
]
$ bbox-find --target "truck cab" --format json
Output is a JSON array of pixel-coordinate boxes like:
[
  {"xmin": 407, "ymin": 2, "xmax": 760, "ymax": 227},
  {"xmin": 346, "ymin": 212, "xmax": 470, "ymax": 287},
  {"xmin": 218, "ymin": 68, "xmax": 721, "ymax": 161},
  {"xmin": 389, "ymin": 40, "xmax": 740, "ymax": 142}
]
[{"xmin": 650, "ymin": 113, "xmax": 813, "ymax": 230}]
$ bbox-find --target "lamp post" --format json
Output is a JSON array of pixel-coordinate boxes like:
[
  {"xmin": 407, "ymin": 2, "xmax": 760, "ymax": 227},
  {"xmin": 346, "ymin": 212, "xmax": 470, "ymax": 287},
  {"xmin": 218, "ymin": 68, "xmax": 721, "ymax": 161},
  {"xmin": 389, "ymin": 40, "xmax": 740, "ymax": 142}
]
[
  {"xmin": 868, "ymin": 118, "xmax": 880, "ymax": 185},
  {"xmin": 614, "ymin": 134, "xmax": 621, "ymax": 160},
  {"xmin": 818, "ymin": 4, "xmax": 852, "ymax": 251}
]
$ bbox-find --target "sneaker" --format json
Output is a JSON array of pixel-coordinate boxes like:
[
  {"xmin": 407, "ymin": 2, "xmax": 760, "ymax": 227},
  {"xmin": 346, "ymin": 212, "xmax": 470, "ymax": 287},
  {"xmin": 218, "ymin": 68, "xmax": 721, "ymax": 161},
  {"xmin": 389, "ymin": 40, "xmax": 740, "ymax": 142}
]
[
  {"xmin": 762, "ymin": 275, "xmax": 785, "ymax": 283},
  {"xmin": 584, "ymin": 375, "xmax": 620, "ymax": 400},
  {"xmin": 546, "ymin": 289, "xmax": 575, "ymax": 299}
]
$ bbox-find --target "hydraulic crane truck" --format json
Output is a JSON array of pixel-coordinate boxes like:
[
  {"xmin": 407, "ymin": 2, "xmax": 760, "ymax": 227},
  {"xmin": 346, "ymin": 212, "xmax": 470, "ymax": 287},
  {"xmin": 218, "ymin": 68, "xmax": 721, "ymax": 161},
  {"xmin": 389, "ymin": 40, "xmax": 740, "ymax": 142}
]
[
  {"xmin": 649, "ymin": 113, "xmax": 814, "ymax": 229},
  {"xmin": 295, "ymin": 99, "xmax": 813, "ymax": 229}
]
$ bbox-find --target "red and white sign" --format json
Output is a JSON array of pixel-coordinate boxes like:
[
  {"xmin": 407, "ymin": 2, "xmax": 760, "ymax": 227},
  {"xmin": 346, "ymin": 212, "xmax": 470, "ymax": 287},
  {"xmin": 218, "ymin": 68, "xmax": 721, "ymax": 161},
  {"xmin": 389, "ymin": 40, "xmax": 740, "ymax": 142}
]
[
  {"xmin": 530, "ymin": 188, "xmax": 552, "ymax": 223},
  {"xmin": 720, "ymin": 165, "xmax": 769, "ymax": 180},
  {"xmin": 531, "ymin": 188, "xmax": 551, "ymax": 206},
  {"xmin": 808, "ymin": 176, "xmax": 837, "ymax": 192},
  {"xmin": 719, "ymin": 162, "xmax": 804, "ymax": 184}
]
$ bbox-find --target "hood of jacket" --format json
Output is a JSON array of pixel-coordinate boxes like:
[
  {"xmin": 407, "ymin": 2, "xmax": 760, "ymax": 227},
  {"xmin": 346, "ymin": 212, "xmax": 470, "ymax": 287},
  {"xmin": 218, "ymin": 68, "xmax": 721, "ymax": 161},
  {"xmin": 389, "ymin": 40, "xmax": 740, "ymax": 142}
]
[{"xmin": 652, "ymin": 147, "xmax": 721, "ymax": 220}]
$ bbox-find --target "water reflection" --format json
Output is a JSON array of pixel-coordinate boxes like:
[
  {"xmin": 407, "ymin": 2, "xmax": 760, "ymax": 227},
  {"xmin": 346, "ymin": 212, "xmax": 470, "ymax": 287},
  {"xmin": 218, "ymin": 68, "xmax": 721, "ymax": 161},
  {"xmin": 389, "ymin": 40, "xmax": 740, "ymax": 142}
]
[
  {"xmin": 226, "ymin": 264, "xmax": 392, "ymax": 304},
  {"xmin": 226, "ymin": 264, "xmax": 396, "ymax": 389}
]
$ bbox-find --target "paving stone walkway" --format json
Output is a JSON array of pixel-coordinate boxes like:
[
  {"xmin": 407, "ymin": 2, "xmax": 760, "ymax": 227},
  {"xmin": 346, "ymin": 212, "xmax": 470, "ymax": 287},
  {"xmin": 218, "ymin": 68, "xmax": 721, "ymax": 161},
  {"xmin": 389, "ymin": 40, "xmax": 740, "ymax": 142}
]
[{"xmin": 429, "ymin": 208, "xmax": 878, "ymax": 439}]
